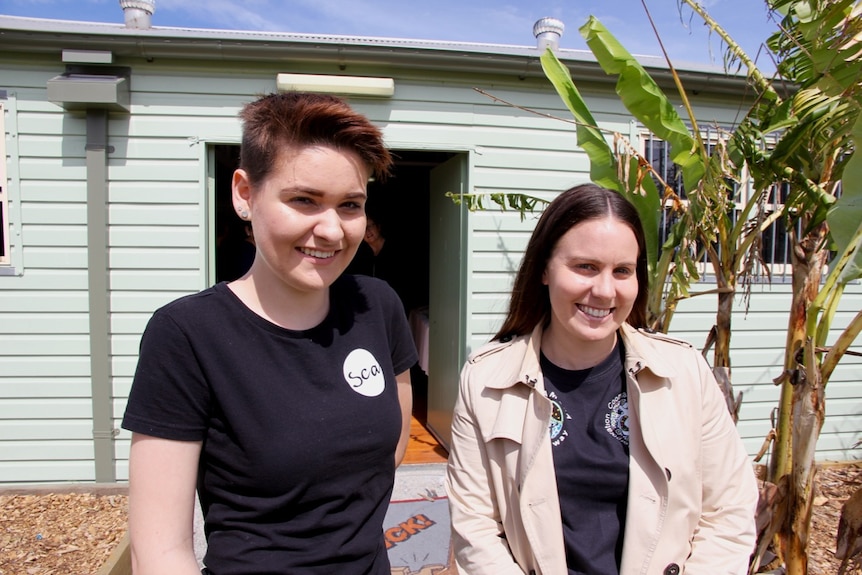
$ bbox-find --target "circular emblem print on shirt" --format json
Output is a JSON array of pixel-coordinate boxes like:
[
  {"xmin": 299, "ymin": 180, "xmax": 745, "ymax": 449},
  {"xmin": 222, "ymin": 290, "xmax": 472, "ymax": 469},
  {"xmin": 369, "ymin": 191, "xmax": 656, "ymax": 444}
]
[
  {"xmin": 605, "ymin": 392, "xmax": 629, "ymax": 446},
  {"xmin": 548, "ymin": 398, "xmax": 565, "ymax": 441},
  {"xmin": 342, "ymin": 348, "xmax": 385, "ymax": 397},
  {"xmin": 545, "ymin": 390, "xmax": 570, "ymax": 446}
]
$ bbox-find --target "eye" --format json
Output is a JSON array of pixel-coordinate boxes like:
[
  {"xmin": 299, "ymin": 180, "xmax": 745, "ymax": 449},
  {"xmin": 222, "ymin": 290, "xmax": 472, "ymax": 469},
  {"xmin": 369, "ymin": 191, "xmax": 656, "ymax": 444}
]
[
  {"xmin": 290, "ymin": 196, "xmax": 316, "ymax": 207},
  {"xmin": 614, "ymin": 266, "xmax": 635, "ymax": 276},
  {"xmin": 340, "ymin": 200, "xmax": 363, "ymax": 211}
]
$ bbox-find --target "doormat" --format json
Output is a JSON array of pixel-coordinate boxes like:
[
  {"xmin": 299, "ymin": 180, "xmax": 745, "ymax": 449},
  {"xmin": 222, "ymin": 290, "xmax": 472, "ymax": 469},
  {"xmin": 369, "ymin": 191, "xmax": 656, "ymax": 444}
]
[{"xmin": 385, "ymin": 495, "xmax": 456, "ymax": 575}]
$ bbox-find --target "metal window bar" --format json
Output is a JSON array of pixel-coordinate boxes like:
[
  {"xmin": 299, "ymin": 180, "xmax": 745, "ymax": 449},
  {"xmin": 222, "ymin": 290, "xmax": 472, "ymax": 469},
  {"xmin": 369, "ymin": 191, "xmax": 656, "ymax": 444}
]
[
  {"xmin": 643, "ymin": 132, "xmax": 801, "ymax": 283},
  {"xmin": 645, "ymin": 134, "xmax": 849, "ymax": 285}
]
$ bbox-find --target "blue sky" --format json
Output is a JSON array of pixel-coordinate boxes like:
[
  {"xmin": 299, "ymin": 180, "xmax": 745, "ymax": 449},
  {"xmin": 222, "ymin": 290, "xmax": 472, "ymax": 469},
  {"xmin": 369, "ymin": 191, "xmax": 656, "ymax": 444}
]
[{"xmin": 2, "ymin": 0, "xmax": 780, "ymax": 70}]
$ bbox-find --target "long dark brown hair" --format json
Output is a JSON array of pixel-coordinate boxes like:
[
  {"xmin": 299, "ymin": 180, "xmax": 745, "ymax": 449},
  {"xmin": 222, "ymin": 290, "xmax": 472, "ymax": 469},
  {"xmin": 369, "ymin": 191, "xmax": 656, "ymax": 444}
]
[{"xmin": 494, "ymin": 183, "xmax": 649, "ymax": 340}]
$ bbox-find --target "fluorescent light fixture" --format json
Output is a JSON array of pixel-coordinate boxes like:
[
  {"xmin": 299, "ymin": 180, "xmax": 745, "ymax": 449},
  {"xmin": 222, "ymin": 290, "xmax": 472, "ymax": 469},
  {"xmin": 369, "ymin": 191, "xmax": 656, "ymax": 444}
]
[
  {"xmin": 62, "ymin": 50, "xmax": 113, "ymax": 64},
  {"xmin": 276, "ymin": 73, "xmax": 395, "ymax": 97}
]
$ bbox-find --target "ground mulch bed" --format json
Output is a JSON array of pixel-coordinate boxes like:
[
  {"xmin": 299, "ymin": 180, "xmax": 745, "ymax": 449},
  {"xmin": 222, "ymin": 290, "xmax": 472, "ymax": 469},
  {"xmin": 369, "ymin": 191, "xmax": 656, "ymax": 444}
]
[
  {"xmin": 0, "ymin": 488, "xmax": 127, "ymax": 575},
  {"xmin": 0, "ymin": 464, "xmax": 859, "ymax": 574},
  {"xmin": 808, "ymin": 463, "xmax": 862, "ymax": 574}
]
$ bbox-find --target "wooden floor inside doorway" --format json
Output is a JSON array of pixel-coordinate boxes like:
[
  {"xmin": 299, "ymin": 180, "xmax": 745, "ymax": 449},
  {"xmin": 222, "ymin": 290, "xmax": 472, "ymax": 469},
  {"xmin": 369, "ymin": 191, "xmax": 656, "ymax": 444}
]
[{"xmin": 402, "ymin": 415, "xmax": 448, "ymax": 465}]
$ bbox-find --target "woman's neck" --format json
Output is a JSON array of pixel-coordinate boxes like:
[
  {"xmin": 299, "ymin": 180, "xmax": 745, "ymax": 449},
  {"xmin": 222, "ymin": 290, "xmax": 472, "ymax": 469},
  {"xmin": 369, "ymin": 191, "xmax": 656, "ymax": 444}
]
[
  {"xmin": 228, "ymin": 274, "xmax": 330, "ymax": 331},
  {"xmin": 540, "ymin": 325, "xmax": 618, "ymax": 371}
]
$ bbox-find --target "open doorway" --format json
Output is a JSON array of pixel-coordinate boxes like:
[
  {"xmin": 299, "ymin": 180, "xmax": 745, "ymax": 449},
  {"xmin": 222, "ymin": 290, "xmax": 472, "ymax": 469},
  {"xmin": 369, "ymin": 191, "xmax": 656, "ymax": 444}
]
[{"xmin": 211, "ymin": 146, "xmax": 456, "ymax": 429}]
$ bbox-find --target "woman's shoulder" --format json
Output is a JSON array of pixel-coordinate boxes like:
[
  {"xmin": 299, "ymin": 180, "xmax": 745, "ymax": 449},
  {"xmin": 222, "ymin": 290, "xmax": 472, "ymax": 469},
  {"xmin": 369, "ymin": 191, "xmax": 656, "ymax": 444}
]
[
  {"xmin": 461, "ymin": 333, "xmax": 533, "ymax": 390},
  {"xmin": 467, "ymin": 334, "xmax": 527, "ymax": 364},
  {"xmin": 154, "ymin": 283, "xmax": 222, "ymax": 312},
  {"xmin": 623, "ymin": 324, "xmax": 695, "ymax": 353},
  {"xmin": 622, "ymin": 325, "xmax": 709, "ymax": 384},
  {"xmin": 634, "ymin": 327, "xmax": 693, "ymax": 348},
  {"xmin": 147, "ymin": 284, "xmax": 233, "ymax": 330},
  {"xmin": 336, "ymin": 273, "xmax": 402, "ymax": 309},
  {"xmin": 341, "ymin": 272, "xmax": 387, "ymax": 290}
]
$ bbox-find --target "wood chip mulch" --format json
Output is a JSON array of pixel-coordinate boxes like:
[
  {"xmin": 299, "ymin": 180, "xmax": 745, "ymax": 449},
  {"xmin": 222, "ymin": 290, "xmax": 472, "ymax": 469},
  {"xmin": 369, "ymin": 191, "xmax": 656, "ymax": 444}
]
[
  {"xmin": 0, "ymin": 464, "xmax": 859, "ymax": 574},
  {"xmin": 809, "ymin": 463, "xmax": 862, "ymax": 574},
  {"xmin": 0, "ymin": 491, "xmax": 127, "ymax": 575}
]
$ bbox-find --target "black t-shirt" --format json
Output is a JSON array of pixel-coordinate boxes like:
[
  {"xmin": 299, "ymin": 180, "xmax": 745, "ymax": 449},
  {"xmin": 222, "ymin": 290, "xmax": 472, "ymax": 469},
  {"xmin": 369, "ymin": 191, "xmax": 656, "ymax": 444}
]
[
  {"xmin": 541, "ymin": 341, "xmax": 630, "ymax": 575},
  {"xmin": 122, "ymin": 275, "xmax": 418, "ymax": 575}
]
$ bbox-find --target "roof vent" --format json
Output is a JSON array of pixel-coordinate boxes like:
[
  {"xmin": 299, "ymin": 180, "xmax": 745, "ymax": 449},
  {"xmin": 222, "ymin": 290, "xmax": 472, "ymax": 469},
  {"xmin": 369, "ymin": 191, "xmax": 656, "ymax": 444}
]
[
  {"xmin": 533, "ymin": 17, "xmax": 565, "ymax": 51},
  {"xmin": 119, "ymin": 0, "xmax": 155, "ymax": 29}
]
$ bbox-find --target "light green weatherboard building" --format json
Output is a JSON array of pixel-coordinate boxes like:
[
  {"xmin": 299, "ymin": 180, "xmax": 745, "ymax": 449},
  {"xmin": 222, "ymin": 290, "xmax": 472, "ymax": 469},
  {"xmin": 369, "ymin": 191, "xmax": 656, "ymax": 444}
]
[{"xmin": 0, "ymin": 8, "xmax": 859, "ymax": 485}]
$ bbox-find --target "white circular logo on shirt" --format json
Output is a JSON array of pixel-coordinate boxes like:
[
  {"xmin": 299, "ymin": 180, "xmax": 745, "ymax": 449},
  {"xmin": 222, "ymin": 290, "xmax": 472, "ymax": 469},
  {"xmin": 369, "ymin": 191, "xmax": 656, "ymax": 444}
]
[{"xmin": 342, "ymin": 348, "xmax": 385, "ymax": 397}]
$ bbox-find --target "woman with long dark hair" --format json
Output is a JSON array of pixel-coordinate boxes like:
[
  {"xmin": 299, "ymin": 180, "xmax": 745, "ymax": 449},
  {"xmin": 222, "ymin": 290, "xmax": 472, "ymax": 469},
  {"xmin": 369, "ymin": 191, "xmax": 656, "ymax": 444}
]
[{"xmin": 446, "ymin": 183, "xmax": 757, "ymax": 575}]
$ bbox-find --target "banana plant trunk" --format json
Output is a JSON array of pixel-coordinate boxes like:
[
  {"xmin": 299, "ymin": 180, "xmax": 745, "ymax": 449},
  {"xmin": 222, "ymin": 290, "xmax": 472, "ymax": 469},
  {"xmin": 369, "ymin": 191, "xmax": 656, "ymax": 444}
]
[
  {"xmin": 770, "ymin": 224, "xmax": 829, "ymax": 574},
  {"xmin": 714, "ymin": 286, "xmax": 740, "ymax": 421}
]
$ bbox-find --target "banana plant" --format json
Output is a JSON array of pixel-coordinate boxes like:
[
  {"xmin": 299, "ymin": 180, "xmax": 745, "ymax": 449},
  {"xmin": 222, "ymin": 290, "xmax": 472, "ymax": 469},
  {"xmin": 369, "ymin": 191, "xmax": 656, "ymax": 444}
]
[
  {"xmin": 537, "ymin": 1, "xmax": 860, "ymax": 571},
  {"xmin": 540, "ymin": 14, "xmax": 788, "ymax": 422},
  {"xmin": 540, "ymin": 45, "xmax": 678, "ymax": 330},
  {"xmin": 705, "ymin": 0, "xmax": 862, "ymax": 571}
]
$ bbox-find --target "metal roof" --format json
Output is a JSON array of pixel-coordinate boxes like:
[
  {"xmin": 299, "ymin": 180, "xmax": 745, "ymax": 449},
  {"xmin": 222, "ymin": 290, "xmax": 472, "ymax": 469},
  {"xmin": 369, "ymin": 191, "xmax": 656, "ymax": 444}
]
[{"xmin": 0, "ymin": 15, "xmax": 749, "ymax": 93}]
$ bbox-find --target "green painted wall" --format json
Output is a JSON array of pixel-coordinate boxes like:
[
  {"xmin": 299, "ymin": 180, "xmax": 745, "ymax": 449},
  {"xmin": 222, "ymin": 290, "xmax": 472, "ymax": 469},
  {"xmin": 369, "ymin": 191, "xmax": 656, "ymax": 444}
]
[{"xmin": 0, "ymin": 46, "xmax": 859, "ymax": 485}]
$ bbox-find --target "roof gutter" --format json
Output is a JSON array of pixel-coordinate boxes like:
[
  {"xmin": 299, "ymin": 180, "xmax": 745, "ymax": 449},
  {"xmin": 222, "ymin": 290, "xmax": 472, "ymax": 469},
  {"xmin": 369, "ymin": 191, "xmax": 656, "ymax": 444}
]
[{"xmin": 0, "ymin": 16, "xmax": 755, "ymax": 96}]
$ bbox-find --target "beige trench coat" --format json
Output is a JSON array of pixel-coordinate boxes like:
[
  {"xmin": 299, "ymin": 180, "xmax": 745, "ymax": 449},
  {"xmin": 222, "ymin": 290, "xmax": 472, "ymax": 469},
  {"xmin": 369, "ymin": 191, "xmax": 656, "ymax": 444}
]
[{"xmin": 445, "ymin": 323, "xmax": 758, "ymax": 575}]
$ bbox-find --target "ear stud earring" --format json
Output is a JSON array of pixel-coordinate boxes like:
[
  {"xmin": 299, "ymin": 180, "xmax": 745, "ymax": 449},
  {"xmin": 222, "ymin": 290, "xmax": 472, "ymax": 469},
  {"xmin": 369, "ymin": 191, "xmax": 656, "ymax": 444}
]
[{"xmin": 239, "ymin": 210, "xmax": 249, "ymax": 219}]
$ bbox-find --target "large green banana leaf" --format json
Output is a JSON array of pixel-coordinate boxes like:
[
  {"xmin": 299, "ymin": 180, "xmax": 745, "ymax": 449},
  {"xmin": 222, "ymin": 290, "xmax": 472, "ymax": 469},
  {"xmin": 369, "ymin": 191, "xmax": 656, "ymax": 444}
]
[
  {"xmin": 540, "ymin": 48, "xmax": 662, "ymax": 281},
  {"xmin": 539, "ymin": 48, "xmax": 622, "ymax": 193},
  {"xmin": 827, "ymin": 114, "xmax": 862, "ymax": 285},
  {"xmin": 579, "ymin": 16, "xmax": 706, "ymax": 195}
]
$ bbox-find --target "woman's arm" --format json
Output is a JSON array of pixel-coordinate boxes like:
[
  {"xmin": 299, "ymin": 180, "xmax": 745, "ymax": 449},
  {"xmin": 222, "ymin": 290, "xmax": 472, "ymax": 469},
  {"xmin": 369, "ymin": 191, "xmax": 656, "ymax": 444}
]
[
  {"xmin": 687, "ymin": 355, "xmax": 759, "ymax": 574},
  {"xmin": 128, "ymin": 433, "xmax": 203, "ymax": 575},
  {"xmin": 446, "ymin": 374, "xmax": 526, "ymax": 575},
  {"xmin": 393, "ymin": 369, "xmax": 413, "ymax": 467}
]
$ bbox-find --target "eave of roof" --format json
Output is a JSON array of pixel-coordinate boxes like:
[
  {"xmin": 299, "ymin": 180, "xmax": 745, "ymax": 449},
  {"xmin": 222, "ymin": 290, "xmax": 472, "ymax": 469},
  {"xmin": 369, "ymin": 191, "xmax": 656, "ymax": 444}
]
[{"xmin": 0, "ymin": 15, "xmax": 751, "ymax": 94}]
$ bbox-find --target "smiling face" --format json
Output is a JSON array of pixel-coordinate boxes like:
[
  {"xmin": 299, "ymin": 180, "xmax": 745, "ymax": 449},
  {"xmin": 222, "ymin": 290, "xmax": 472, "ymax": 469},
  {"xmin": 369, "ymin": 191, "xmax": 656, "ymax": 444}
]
[
  {"xmin": 541, "ymin": 216, "xmax": 640, "ymax": 369},
  {"xmin": 232, "ymin": 145, "xmax": 370, "ymax": 298}
]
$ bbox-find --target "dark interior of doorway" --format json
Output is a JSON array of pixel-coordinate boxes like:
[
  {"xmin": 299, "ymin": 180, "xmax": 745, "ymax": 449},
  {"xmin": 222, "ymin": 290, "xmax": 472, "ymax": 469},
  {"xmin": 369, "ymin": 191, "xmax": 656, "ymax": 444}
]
[{"xmin": 213, "ymin": 146, "xmax": 454, "ymax": 424}]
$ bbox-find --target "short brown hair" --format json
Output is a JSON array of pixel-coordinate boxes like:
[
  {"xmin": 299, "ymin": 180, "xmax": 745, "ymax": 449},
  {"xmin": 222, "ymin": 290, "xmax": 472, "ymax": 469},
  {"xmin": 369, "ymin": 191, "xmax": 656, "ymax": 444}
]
[
  {"xmin": 238, "ymin": 92, "xmax": 392, "ymax": 187},
  {"xmin": 494, "ymin": 183, "xmax": 649, "ymax": 340}
]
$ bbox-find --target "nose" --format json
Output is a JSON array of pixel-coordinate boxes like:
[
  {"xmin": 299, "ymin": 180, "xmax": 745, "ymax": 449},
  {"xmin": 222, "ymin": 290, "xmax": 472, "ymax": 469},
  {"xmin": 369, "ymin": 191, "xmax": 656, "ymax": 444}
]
[
  {"xmin": 314, "ymin": 208, "xmax": 345, "ymax": 243},
  {"xmin": 591, "ymin": 270, "xmax": 615, "ymax": 299}
]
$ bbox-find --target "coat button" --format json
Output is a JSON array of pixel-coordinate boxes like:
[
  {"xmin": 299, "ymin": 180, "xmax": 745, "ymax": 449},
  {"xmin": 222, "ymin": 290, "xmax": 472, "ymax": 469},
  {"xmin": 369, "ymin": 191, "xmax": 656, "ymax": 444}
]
[{"xmin": 663, "ymin": 564, "xmax": 680, "ymax": 575}]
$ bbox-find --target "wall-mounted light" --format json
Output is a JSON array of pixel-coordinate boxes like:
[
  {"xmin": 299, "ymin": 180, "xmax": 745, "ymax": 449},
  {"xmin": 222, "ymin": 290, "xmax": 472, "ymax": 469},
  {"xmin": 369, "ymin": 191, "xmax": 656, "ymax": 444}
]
[
  {"xmin": 62, "ymin": 50, "xmax": 113, "ymax": 65},
  {"xmin": 276, "ymin": 73, "xmax": 395, "ymax": 97}
]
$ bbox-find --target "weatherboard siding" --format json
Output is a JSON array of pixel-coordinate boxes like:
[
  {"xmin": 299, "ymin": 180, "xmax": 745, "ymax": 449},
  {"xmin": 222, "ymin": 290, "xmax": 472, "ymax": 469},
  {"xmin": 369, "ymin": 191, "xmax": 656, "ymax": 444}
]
[
  {"xmin": 1, "ymin": 53, "xmax": 859, "ymax": 485},
  {"xmin": 453, "ymin": 81, "xmax": 862, "ymax": 465},
  {"xmin": 1, "ymin": 73, "xmax": 97, "ymax": 482}
]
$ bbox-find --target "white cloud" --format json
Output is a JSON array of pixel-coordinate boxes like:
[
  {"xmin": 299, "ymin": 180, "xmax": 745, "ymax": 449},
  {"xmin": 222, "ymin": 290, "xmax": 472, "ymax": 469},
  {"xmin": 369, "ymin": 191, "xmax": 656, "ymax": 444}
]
[{"xmin": 157, "ymin": 0, "xmax": 282, "ymax": 31}]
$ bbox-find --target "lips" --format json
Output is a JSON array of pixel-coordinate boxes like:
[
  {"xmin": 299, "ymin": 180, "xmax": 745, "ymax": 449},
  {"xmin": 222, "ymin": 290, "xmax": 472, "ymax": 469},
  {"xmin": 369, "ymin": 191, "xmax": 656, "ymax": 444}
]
[
  {"xmin": 299, "ymin": 247, "xmax": 337, "ymax": 259},
  {"xmin": 578, "ymin": 304, "xmax": 612, "ymax": 319}
]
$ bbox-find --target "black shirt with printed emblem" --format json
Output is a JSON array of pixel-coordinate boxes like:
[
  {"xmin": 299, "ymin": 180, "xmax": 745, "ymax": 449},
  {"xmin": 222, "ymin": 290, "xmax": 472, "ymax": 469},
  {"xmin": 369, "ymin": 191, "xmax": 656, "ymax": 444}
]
[
  {"xmin": 122, "ymin": 275, "xmax": 417, "ymax": 575},
  {"xmin": 540, "ymin": 340, "xmax": 630, "ymax": 575}
]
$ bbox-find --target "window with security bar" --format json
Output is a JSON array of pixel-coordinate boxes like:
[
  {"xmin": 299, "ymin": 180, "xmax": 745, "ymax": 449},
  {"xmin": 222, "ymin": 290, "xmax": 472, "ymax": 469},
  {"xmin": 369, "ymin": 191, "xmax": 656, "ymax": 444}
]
[{"xmin": 642, "ymin": 132, "xmax": 798, "ymax": 281}]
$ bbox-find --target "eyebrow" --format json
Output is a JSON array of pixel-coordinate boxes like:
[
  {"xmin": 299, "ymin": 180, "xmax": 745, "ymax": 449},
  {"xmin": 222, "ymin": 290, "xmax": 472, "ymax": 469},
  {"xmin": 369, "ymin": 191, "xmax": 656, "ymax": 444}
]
[
  {"xmin": 282, "ymin": 187, "xmax": 367, "ymax": 200},
  {"xmin": 566, "ymin": 255, "xmax": 637, "ymax": 267}
]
